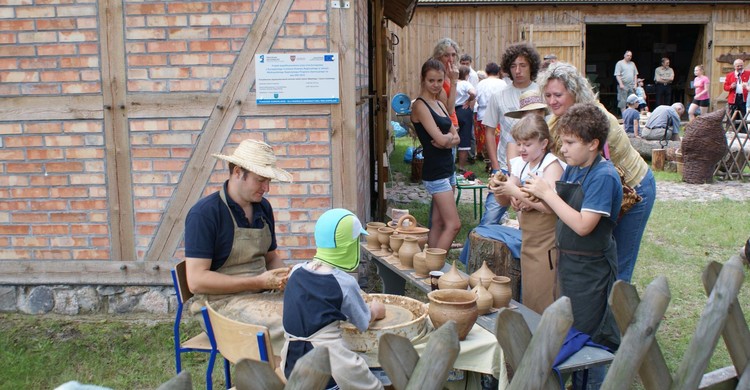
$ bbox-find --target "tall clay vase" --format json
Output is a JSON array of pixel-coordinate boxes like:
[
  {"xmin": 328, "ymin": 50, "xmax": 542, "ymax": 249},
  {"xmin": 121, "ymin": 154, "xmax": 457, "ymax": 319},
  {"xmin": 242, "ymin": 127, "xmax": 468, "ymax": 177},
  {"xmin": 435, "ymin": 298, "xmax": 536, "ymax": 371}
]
[
  {"xmin": 472, "ymin": 280, "xmax": 493, "ymax": 315},
  {"xmin": 398, "ymin": 236, "xmax": 420, "ymax": 268},
  {"xmin": 469, "ymin": 261, "xmax": 496, "ymax": 289},
  {"xmin": 438, "ymin": 261, "xmax": 469, "ymax": 290},
  {"xmin": 427, "ymin": 289, "xmax": 479, "ymax": 341},
  {"xmin": 425, "ymin": 247, "xmax": 447, "ymax": 272},
  {"xmin": 389, "ymin": 234, "xmax": 404, "ymax": 260},
  {"xmin": 489, "ymin": 276, "xmax": 512, "ymax": 309},
  {"xmin": 377, "ymin": 226, "xmax": 394, "ymax": 252},
  {"xmin": 365, "ymin": 222, "xmax": 385, "ymax": 250},
  {"xmin": 413, "ymin": 245, "xmax": 429, "ymax": 278}
]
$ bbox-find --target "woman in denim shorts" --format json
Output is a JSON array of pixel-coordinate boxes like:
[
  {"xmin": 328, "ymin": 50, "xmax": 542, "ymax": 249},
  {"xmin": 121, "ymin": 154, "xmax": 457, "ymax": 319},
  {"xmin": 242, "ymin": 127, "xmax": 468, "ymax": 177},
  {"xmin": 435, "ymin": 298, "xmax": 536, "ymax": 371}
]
[{"xmin": 411, "ymin": 57, "xmax": 462, "ymax": 251}]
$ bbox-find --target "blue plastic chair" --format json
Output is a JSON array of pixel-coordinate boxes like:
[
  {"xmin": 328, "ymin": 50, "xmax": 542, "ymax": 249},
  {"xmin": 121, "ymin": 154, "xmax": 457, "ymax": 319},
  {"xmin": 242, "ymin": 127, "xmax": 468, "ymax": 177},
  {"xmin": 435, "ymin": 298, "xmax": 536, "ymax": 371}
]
[{"xmin": 171, "ymin": 261, "xmax": 230, "ymax": 389}]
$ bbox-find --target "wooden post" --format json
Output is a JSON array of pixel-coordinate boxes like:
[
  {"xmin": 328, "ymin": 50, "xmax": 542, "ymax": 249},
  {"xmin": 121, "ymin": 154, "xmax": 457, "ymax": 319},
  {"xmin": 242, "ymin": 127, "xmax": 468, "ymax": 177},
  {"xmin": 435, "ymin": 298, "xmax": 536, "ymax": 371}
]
[
  {"xmin": 378, "ymin": 333, "xmax": 420, "ymax": 390},
  {"xmin": 405, "ymin": 321, "xmax": 460, "ymax": 390},
  {"xmin": 468, "ymin": 231, "xmax": 521, "ymax": 301},
  {"xmin": 602, "ymin": 277, "xmax": 671, "ymax": 390},
  {"xmin": 652, "ymin": 149, "xmax": 666, "ymax": 171},
  {"xmin": 671, "ymin": 256, "xmax": 745, "ymax": 390},
  {"xmin": 701, "ymin": 258, "xmax": 750, "ymax": 376},
  {"xmin": 609, "ymin": 280, "xmax": 673, "ymax": 389},
  {"xmin": 495, "ymin": 307, "xmax": 533, "ymax": 372},
  {"xmin": 508, "ymin": 297, "xmax": 573, "ymax": 390},
  {"xmin": 233, "ymin": 359, "xmax": 285, "ymax": 390},
  {"xmin": 285, "ymin": 346, "xmax": 333, "ymax": 390}
]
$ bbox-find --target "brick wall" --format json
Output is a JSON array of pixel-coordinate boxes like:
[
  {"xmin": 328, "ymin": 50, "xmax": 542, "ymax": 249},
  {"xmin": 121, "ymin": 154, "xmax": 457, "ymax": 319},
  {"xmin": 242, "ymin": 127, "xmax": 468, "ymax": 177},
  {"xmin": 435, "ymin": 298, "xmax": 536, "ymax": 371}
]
[{"xmin": 0, "ymin": 0, "xmax": 362, "ymax": 269}]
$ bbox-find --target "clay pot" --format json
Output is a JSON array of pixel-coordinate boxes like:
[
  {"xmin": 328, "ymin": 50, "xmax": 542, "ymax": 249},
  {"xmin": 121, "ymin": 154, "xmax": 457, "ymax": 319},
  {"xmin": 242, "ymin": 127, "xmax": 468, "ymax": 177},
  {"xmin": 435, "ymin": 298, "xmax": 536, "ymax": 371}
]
[
  {"xmin": 394, "ymin": 215, "xmax": 430, "ymax": 249},
  {"xmin": 413, "ymin": 245, "xmax": 429, "ymax": 278},
  {"xmin": 377, "ymin": 226, "xmax": 395, "ymax": 252},
  {"xmin": 427, "ymin": 289, "xmax": 479, "ymax": 341},
  {"xmin": 398, "ymin": 236, "xmax": 420, "ymax": 268},
  {"xmin": 389, "ymin": 234, "xmax": 404, "ymax": 259},
  {"xmin": 438, "ymin": 261, "xmax": 468, "ymax": 290},
  {"xmin": 469, "ymin": 261, "xmax": 496, "ymax": 289},
  {"xmin": 489, "ymin": 276, "xmax": 512, "ymax": 309},
  {"xmin": 425, "ymin": 247, "xmax": 447, "ymax": 272},
  {"xmin": 366, "ymin": 222, "xmax": 385, "ymax": 250},
  {"xmin": 472, "ymin": 281, "xmax": 493, "ymax": 315}
]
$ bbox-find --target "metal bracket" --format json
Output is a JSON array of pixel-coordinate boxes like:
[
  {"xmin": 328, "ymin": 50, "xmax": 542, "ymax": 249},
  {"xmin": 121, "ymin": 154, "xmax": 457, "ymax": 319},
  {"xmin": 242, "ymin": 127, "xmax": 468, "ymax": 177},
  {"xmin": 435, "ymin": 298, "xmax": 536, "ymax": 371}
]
[{"xmin": 331, "ymin": 1, "xmax": 350, "ymax": 9}]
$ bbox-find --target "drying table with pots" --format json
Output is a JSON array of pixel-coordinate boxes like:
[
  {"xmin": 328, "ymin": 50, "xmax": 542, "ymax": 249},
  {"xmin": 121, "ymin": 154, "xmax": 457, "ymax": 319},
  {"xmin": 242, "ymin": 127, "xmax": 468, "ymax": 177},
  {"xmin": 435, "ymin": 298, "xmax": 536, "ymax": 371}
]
[{"xmin": 361, "ymin": 244, "xmax": 614, "ymax": 377}]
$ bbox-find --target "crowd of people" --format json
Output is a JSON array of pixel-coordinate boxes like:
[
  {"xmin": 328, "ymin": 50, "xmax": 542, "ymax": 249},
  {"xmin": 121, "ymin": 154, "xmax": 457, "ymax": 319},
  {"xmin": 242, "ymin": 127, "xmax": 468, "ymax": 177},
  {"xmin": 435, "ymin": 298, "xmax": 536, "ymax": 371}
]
[{"xmin": 180, "ymin": 39, "xmax": 750, "ymax": 390}]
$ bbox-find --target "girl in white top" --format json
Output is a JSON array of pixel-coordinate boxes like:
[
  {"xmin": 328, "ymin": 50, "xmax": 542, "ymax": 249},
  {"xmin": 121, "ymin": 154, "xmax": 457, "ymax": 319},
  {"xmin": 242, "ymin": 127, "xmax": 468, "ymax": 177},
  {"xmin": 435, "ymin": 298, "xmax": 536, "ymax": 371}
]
[{"xmin": 489, "ymin": 114, "xmax": 564, "ymax": 313}]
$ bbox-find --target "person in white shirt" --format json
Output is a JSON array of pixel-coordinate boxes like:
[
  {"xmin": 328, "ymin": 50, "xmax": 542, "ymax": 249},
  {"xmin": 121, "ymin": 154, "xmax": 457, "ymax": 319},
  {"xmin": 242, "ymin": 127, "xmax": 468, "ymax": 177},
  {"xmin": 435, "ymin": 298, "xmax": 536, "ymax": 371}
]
[
  {"xmin": 475, "ymin": 62, "xmax": 507, "ymax": 162},
  {"xmin": 480, "ymin": 43, "xmax": 542, "ymax": 225}
]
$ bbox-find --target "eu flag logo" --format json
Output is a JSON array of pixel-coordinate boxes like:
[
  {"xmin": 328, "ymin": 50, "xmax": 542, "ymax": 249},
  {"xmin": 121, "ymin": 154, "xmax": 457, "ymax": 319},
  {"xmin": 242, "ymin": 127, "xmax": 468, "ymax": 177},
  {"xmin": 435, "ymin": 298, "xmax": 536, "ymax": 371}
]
[{"xmin": 324, "ymin": 55, "xmax": 334, "ymax": 61}]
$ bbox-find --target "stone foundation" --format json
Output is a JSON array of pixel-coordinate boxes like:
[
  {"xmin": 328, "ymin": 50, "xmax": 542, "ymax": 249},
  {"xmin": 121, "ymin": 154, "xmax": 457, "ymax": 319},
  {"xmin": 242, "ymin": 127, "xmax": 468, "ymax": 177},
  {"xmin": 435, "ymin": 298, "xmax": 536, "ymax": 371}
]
[{"xmin": 0, "ymin": 285, "xmax": 176, "ymax": 315}]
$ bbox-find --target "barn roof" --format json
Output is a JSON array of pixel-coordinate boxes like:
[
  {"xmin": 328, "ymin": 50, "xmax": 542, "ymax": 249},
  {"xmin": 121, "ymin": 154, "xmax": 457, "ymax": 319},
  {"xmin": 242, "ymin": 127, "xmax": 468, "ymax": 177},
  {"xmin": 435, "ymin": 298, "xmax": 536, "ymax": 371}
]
[{"xmin": 418, "ymin": 0, "xmax": 747, "ymax": 4}]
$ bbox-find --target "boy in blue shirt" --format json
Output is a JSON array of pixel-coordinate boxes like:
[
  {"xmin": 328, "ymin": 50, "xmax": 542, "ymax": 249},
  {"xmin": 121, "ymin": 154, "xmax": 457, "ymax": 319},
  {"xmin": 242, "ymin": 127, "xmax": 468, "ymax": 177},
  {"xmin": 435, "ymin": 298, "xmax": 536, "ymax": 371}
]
[
  {"xmin": 523, "ymin": 103, "xmax": 622, "ymax": 389},
  {"xmin": 281, "ymin": 208, "xmax": 385, "ymax": 390},
  {"xmin": 622, "ymin": 94, "xmax": 641, "ymax": 137}
]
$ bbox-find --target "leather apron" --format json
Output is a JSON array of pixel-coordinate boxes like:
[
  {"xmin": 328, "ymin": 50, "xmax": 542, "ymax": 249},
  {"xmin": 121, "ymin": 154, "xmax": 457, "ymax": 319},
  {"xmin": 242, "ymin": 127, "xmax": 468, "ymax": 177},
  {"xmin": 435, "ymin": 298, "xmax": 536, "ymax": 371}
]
[
  {"xmin": 555, "ymin": 157, "xmax": 620, "ymax": 350},
  {"xmin": 519, "ymin": 209, "xmax": 558, "ymax": 314},
  {"xmin": 191, "ymin": 188, "xmax": 285, "ymax": 353},
  {"xmin": 281, "ymin": 321, "xmax": 383, "ymax": 390}
]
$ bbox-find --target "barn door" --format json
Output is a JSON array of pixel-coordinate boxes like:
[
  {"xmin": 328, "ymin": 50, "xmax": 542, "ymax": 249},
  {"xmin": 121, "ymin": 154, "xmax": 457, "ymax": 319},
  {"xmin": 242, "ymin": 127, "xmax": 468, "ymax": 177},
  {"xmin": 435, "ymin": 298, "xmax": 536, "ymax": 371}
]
[{"xmin": 520, "ymin": 24, "xmax": 584, "ymax": 70}]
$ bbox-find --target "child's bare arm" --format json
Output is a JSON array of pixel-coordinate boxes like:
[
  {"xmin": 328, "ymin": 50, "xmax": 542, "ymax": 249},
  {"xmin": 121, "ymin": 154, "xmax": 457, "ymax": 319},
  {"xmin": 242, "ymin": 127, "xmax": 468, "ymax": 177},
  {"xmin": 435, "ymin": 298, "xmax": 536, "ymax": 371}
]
[
  {"xmin": 523, "ymin": 173, "xmax": 601, "ymax": 236},
  {"xmin": 369, "ymin": 300, "xmax": 385, "ymax": 324}
]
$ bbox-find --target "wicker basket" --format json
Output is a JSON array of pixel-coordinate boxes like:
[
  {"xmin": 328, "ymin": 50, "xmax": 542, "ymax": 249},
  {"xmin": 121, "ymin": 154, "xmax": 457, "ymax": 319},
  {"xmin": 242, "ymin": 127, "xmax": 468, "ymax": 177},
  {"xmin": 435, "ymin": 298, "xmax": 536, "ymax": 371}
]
[{"xmin": 681, "ymin": 109, "xmax": 728, "ymax": 184}]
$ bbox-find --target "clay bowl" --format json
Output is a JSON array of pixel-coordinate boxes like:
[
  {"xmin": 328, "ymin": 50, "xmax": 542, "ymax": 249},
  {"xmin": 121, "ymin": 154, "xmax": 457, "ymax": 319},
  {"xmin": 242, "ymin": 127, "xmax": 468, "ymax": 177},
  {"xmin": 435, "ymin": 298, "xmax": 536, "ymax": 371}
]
[
  {"xmin": 424, "ymin": 247, "xmax": 447, "ymax": 272},
  {"xmin": 427, "ymin": 289, "xmax": 479, "ymax": 341},
  {"xmin": 341, "ymin": 294, "xmax": 428, "ymax": 353}
]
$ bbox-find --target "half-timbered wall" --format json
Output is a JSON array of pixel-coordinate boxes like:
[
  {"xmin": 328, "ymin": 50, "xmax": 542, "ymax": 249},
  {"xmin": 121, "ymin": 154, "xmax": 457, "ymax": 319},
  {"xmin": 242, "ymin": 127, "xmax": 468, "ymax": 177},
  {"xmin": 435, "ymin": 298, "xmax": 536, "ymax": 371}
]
[
  {"xmin": 0, "ymin": 0, "xmax": 367, "ymax": 289},
  {"xmin": 390, "ymin": 4, "xmax": 750, "ymax": 112}
]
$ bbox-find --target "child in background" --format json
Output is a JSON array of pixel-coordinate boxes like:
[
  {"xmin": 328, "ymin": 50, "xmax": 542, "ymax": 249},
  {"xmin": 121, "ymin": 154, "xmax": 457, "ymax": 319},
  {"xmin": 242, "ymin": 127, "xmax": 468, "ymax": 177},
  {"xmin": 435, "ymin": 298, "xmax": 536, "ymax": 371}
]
[
  {"xmin": 281, "ymin": 208, "xmax": 385, "ymax": 390},
  {"xmin": 623, "ymin": 94, "xmax": 641, "ymax": 137},
  {"xmin": 523, "ymin": 103, "xmax": 622, "ymax": 389},
  {"xmin": 635, "ymin": 78, "xmax": 648, "ymax": 113},
  {"xmin": 489, "ymin": 114, "xmax": 564, "ymax": 314}
]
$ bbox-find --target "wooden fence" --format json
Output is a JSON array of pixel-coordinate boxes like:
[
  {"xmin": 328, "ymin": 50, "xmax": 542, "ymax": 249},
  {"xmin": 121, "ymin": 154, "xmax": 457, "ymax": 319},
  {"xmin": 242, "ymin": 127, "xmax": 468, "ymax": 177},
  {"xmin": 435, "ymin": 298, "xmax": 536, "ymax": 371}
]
[
  {"xmin": 497, "ymin": 254, "xmax": 748, "ymax": 389},
  {"xmin": 716, "ymin": 110, "xmax": 750, "ymax": 180}
]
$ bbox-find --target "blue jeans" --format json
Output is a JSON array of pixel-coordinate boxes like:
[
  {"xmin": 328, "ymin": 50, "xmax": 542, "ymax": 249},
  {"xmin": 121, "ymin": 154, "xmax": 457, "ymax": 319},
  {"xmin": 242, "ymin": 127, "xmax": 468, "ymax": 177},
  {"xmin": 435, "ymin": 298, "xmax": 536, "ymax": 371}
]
[
  {"xmin": 479, "ymin": 169, "xmax": 509, "ymax": 226},
  {"xmin": 614, "ymin": 169, "xmax": 656, "ymax": 282}
]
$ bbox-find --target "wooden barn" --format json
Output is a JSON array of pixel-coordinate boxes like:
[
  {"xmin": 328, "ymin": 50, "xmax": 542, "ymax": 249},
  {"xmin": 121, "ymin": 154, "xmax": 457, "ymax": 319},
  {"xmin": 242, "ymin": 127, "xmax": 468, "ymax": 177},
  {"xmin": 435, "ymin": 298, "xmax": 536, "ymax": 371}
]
[
  {"xmin": 0, "ymin": 0, "xmax": 417, "ymax": 313},
  {"xmin": 389, "ymin": 0, "xmax": 750, "ymax": 116}
]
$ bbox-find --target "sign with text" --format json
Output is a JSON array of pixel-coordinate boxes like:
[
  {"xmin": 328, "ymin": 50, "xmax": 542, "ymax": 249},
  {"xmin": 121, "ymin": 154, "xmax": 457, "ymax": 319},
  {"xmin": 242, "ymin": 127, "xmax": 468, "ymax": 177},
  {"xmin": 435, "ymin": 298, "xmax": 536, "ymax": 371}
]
[{"xmin": 255, "ymin": 53, "xmax": 340, "ymax": 105}]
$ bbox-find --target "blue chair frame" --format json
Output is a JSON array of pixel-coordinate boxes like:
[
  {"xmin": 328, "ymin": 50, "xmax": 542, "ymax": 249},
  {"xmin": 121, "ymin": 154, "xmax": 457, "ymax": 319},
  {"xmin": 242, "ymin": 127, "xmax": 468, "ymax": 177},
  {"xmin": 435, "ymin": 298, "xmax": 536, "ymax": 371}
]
[{"xmin": 171, "ymin": 262, "xmax": 230, "ymax": 389}]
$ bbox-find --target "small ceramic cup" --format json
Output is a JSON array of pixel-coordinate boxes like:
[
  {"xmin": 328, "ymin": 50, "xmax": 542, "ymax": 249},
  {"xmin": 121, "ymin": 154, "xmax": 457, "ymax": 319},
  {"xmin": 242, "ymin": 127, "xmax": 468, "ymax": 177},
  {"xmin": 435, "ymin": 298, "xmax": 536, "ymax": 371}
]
[{"xmin": 429, "ymin": 271, "xmax": 444, "ymax": 291}]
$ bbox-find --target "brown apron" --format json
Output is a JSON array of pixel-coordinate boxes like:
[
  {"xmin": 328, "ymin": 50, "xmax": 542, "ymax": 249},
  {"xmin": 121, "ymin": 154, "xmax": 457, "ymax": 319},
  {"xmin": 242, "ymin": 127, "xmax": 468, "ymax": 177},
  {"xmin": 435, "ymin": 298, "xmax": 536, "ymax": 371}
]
[
  {"xmin": 519, "ymin": 209, "xmax": 558, "ymax": 314},
  {"xmin": 190, "ymin": 188, "xmax": 285, "ymax": 353}
]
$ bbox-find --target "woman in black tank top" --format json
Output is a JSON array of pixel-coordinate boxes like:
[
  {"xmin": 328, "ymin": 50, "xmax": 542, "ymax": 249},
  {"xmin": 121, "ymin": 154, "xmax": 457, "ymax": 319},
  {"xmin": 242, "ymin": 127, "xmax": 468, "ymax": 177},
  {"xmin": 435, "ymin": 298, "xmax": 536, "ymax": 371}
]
[{"xmin": 410, "ymin": 58, "xmax": 462, "ymax": 252}]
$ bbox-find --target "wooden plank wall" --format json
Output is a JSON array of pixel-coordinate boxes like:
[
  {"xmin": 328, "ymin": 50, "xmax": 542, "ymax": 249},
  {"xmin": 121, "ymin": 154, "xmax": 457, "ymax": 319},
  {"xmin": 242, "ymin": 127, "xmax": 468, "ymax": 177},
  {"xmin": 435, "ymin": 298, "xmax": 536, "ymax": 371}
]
[{"xmin": 389, "ymin": 4, "xmax": 750, "ymax": 109}]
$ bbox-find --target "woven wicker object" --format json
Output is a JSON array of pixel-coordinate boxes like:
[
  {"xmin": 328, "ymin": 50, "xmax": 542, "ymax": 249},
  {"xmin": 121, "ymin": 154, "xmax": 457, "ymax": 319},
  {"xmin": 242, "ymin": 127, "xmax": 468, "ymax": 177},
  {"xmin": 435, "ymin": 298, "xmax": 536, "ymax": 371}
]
[{"xmin": 681, "ymin": 109, "xmax": 728, "ymax": 184}]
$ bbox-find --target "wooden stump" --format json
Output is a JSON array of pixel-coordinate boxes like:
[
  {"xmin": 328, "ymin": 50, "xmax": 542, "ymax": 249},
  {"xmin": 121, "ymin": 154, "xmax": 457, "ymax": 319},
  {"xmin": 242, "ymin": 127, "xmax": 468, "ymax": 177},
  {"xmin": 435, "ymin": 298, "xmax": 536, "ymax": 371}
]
[
  {"xmin": 467, "ymin": 230, "xmax": 521, "ymax": 301},
  {"xmin": 652, "ymin": 149, "xmax": 666, "ymax": 171}
]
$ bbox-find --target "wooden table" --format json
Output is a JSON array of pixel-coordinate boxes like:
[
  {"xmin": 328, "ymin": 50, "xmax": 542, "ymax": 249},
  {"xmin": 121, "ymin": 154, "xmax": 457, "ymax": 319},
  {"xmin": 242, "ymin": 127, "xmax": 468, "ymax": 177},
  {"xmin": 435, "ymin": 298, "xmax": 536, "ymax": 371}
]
[{"xmin": 361, "ymin": 244, "xmax": 614, "ymax": 375}]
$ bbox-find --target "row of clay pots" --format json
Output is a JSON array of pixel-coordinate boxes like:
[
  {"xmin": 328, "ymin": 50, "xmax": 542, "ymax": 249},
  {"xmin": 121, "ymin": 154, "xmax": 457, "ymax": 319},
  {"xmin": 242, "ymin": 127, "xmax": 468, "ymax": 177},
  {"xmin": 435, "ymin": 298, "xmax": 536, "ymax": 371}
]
[
  {"xmin": 437, "ymin": 261, "xmax": 512, "ymax": 314},
  {"xmin": 428, "ymin": 275, "xmax": 513, "ymax": 340}
]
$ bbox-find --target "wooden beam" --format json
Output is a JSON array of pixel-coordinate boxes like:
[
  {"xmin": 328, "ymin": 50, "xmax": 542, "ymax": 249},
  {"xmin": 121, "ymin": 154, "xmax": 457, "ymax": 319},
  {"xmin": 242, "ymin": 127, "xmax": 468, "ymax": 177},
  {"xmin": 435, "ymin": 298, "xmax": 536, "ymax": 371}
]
[
  {"xmin": 145, "ymin": 0, "xmax": 295, "ymax": 263},
  {"xmin": 0, "ymin": 260, "xmax": 172, "ymax": 285},
  {"xmin": 0, "ymin": 93, "xmax": 330, "ymax": 121},
  {"xmin": 329, "ymin": 0, "xmax": 358, "ymax": 212},
  {"xmin": 584, "ymin": 14, "xmax": 710, "ymax": 24},
  {"xmin": 99, "ymin": 0, "xmax": 135, "ymax": 262},
  {"xmin": 0, "ymin": 96, "xmax": 103, "ymax": 121}
]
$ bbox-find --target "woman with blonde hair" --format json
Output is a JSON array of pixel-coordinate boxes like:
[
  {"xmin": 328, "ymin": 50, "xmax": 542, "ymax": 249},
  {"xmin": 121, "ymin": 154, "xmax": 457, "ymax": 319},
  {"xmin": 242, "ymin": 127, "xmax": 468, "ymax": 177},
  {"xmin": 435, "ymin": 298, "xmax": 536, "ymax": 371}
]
[
  {"xmin": 688, "ymin": 64, "xmax": 710, "ymax": 121},
  {"xmin": 537, "ymin": 61, "xmax": 655, "ymax": 285}
]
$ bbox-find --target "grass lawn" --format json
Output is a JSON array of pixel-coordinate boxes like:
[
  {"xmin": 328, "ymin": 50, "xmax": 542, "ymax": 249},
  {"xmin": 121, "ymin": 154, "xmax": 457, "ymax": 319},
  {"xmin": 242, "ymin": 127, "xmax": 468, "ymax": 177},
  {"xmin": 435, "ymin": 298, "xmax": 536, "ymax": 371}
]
[{"xmin": 1, "ymin": 136, "xmax": 749, "ymax": 388}]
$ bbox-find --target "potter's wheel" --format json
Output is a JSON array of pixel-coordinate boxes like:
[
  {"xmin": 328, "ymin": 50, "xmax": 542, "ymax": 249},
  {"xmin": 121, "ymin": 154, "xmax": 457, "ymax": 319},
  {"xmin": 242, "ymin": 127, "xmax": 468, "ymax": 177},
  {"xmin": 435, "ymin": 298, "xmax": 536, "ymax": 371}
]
[
  {"xmin": 341, "ymin": 294, "xmax": 427, "ymax": 353},
  {"xmin": 371, "ymin": 304, "xmax": 414, "ymax": 328}
]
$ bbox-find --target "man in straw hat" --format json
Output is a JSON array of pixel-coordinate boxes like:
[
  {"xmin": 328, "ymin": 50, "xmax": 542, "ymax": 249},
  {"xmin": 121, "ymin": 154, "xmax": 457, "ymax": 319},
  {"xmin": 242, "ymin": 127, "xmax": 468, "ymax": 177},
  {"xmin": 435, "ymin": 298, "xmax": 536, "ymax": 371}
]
[{"xmin": 185, "ymin": 139, "xmax": 292, "ymax": 350}]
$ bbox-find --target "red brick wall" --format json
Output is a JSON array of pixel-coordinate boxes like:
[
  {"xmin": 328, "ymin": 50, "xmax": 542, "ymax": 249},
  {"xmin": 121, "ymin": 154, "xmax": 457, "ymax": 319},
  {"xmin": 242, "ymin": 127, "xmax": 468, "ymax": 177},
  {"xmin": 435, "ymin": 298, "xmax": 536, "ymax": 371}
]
[{"xmin": 0, "ymin": 0, "xmax": 357, "ymax": 266}]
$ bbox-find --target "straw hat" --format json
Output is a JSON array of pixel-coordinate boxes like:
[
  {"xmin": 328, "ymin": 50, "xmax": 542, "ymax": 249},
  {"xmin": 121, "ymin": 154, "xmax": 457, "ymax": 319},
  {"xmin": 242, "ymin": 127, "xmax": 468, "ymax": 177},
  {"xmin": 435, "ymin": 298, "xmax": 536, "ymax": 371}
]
[
  {"xmin": 504, "ymin": 89, "xmax": 549, "ymax": 119},
  {"xmin": 212, "ymin": 139, "xmax": 293, "ymax": 182}
]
